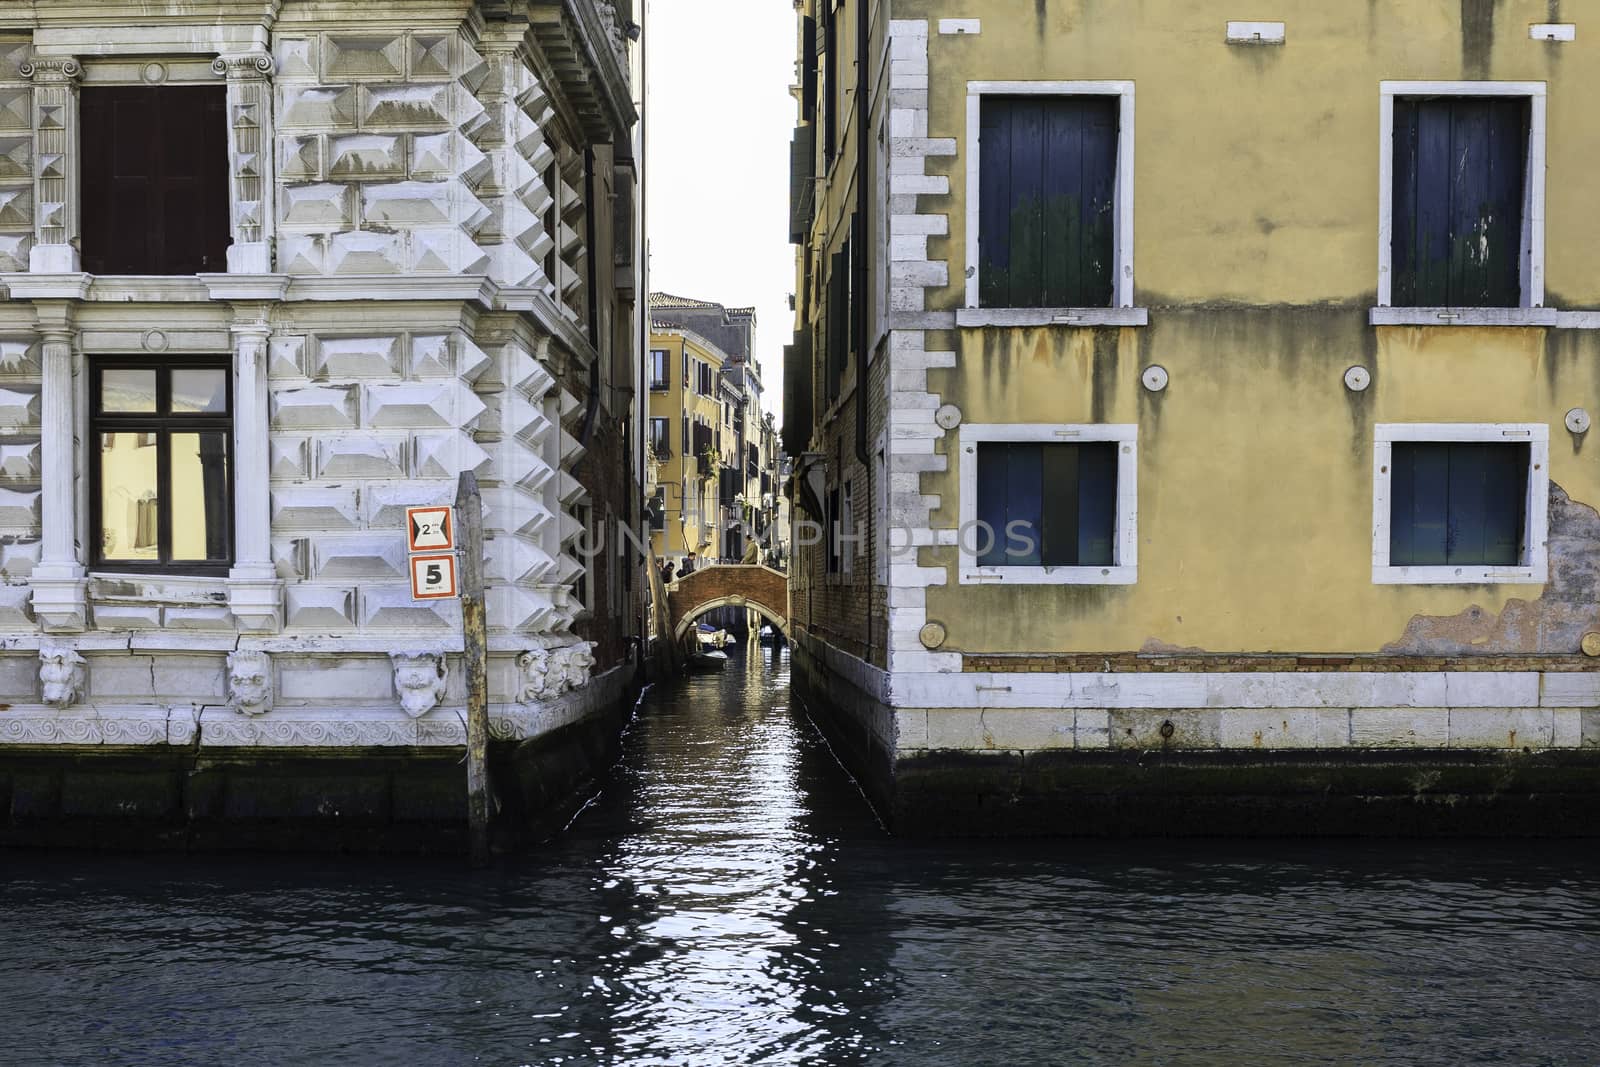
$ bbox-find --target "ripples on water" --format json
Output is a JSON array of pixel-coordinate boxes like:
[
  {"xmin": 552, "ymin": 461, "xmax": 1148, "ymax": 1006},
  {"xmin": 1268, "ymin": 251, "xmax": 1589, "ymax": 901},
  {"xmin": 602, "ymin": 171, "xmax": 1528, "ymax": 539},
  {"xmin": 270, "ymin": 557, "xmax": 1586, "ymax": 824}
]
[{"xmin": 3, "ymin": 646, "xmax": 1598, "ymax": 1065}]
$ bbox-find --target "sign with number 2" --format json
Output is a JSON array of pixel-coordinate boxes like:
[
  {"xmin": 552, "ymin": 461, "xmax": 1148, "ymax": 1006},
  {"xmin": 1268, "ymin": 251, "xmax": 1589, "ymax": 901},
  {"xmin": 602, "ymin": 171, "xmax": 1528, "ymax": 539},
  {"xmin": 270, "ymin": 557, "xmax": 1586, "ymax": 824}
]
[{"xmin": 406, "ymin": 506, "xmax": 455, "ymax": 552}]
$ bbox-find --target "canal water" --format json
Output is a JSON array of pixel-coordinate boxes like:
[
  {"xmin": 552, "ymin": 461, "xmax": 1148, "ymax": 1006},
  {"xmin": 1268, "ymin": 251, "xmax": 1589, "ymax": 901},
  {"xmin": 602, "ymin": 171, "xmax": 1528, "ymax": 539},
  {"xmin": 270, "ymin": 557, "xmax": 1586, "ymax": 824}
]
[{"xmin": 3, "ymin": 646, "xmax": 1599, "ymax": 1065}]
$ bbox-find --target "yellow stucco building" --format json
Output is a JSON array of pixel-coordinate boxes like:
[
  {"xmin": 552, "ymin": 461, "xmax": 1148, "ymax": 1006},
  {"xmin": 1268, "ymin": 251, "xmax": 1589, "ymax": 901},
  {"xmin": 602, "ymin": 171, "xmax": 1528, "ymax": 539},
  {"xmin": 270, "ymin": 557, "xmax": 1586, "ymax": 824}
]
[
  {"xmin": 785, "ymin": 1, "xmax": 1600, "ymax": 834},
  {"xmin": 647, "ymin": 321, "xmax": 727, "ymax": 567}
]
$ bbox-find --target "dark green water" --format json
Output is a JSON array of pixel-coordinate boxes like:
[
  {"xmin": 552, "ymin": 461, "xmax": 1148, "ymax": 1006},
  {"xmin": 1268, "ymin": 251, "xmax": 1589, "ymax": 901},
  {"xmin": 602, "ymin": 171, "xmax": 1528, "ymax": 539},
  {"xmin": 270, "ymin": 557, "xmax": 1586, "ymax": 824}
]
[{"xmin": 2, "ymin": 646, "xmax": 1598, "ymax": 1065}]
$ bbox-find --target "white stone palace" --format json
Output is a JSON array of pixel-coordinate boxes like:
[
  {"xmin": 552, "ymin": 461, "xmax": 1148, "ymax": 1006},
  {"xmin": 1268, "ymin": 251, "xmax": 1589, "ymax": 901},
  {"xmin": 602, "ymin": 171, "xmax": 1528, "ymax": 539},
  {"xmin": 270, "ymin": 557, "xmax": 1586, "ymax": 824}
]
[{"xmin": 0, "ymin": 0, "xmax": 645, "ymax": 763}]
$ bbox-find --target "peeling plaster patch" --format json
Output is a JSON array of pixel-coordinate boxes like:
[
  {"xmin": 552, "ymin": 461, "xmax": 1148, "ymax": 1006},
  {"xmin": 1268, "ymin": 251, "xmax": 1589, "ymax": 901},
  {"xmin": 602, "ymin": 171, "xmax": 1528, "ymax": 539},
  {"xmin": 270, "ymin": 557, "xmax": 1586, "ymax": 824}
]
[{"xmin": 1383, "ymin": 482, "xmax": 1600, "ymax": 655}]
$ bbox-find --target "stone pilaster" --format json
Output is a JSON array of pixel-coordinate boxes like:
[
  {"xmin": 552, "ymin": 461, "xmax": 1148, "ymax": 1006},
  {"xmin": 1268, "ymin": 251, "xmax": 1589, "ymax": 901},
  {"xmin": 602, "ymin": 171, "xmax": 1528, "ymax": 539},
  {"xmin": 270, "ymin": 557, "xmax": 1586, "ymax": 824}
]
[
  {"xmin": 29, "ymin": 302, "xmax": 85, "ymax": 631},
  {"xmin": 212, "ymin": 53, "xmax": 276, "ymax": 274},
  {"xmin": 20, "ymin": 56, "xmax": 80, "ymax": 274},
  {"xmin": 227, "ymin": 303, "xmax": 283, "ymax": 632}
]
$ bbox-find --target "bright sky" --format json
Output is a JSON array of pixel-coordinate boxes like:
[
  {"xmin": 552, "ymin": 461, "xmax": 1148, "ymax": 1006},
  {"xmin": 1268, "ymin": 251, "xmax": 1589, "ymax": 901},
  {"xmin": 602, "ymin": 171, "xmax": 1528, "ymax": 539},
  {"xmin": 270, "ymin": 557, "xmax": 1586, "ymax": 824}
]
[{"xmin": 644, "ymin": 0, "xmax": 795, "ymax": 422}]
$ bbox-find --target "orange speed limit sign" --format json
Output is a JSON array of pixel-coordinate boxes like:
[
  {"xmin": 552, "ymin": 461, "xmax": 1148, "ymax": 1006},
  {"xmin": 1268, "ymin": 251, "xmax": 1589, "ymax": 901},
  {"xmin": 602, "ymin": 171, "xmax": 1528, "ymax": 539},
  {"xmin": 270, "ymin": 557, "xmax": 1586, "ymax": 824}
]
[{"xmin": 410, "ymin": 553, "xmax": 459, "ymax": 599}]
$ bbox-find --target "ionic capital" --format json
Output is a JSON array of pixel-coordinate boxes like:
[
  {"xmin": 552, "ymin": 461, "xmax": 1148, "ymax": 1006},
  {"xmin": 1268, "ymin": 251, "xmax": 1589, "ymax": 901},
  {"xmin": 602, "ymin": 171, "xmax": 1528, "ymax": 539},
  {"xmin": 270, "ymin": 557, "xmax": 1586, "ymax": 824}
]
[
  {"xmin": 20, "ymin": 56, "xmax": 81, "ymax": 83},
  {"xmin": 211, "ymin": 53, "xmax": 275, "ymax": 80}
]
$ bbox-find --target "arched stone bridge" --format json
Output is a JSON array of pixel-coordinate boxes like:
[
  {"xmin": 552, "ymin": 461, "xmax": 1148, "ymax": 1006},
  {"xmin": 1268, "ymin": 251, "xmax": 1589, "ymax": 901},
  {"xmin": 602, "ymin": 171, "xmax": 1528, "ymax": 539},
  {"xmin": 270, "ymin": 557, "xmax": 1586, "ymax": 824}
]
[{"xmin": 666, "ymin": 565, "xmax": 790, "ymax": 642}]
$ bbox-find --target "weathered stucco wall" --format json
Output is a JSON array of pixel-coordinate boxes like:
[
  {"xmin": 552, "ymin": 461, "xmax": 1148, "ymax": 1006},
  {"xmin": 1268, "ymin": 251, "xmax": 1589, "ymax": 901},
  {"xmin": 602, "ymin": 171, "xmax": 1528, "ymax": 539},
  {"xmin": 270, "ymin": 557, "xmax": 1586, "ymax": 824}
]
[
  {"xmin": 873, "ymin": 0, "xmax": 1600, "ymax": 657},
  {"xmin": 904, "ymin": 0, "xmax": 1600, "ymax": 307},
  {"xmin": 921, "ymin": 315, "xmax": 1600, "ymax": 654}
]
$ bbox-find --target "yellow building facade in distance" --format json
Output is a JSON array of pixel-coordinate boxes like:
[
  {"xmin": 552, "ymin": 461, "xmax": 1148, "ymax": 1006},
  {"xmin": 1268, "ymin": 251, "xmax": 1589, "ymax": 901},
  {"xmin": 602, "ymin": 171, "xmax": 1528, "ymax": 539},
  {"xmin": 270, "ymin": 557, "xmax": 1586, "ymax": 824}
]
[
  {"xmin": 784, "ymin": 0, "xmax": 1600, "ymax": 835},
  {"xmin": 647, "ymin": 308, "xmax": 734, "ymax": 570}
]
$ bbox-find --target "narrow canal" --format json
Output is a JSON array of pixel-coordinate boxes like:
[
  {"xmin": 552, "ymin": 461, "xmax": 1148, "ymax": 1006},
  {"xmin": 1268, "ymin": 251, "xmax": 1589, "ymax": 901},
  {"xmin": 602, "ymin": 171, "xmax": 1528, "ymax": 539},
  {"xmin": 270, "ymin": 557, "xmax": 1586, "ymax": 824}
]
[{"xmin": 3, "ymin": 647, "xmax": 1599, "ymax": 1064}]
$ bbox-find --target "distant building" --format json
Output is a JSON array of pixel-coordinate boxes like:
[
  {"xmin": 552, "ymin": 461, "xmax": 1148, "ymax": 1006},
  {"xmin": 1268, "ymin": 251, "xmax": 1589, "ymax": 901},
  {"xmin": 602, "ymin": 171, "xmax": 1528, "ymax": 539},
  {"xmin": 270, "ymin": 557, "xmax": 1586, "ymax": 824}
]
[
  {"xmin": 785, "ymin": 1, "xmax": 1600, "ymax": 834},
  {"xmin": 648, "ymin": 293, "xmax": 784, "ymax": 568}
]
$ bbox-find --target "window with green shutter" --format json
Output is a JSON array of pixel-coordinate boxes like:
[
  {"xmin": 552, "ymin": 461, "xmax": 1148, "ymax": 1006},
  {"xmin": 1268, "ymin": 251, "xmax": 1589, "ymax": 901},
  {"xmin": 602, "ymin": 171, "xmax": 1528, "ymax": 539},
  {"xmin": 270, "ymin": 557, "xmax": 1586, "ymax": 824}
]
[
  {"xmin": 1391, "ymin": 97, "xmax": 1528, "ymax": 308},
  {"xmin": 1389, "ymin": 442, "xmax": 1528, "ymax": 566},
  {"xmin": 979, "ymin": 96, "xmax": 1118, "ymax": 309},
  {"xmin": 975, "ymin": 442, "xmax": 1118, "ymax": 566}
]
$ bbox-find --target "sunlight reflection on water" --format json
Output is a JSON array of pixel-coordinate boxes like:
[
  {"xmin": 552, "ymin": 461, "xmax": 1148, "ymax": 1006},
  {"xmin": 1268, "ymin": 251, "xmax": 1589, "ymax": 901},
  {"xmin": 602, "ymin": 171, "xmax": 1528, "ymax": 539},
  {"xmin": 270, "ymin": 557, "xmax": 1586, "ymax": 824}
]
[{"xmin": 2, "ymin": 646, "xmax": 1598, "ymax": 1065}]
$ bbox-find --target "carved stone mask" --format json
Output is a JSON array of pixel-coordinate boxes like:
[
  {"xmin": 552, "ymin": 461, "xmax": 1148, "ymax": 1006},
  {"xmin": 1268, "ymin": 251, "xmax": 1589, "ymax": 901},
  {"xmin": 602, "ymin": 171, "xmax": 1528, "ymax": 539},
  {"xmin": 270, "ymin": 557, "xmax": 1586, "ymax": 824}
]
[
  {"xmin": 516, "ymin": 648, "xmax": 553, "ymax": 702},
  {"xmin": 39, "ymin": 646, "xmax": 85, "ymax": 708},
  {"xmin": 391, "ymin": 652, "xmax": 447, "ymax": 718},
  {"xmin": 227, "ymin": 650, "xmax": 273, "ymax": 716}
]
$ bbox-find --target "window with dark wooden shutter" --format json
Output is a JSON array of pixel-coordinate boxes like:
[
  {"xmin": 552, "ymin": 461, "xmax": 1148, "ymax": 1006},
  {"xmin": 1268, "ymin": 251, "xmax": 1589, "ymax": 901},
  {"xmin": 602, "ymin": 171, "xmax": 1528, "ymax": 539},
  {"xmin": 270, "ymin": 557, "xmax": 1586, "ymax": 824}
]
[
  {"xmin": 975, "ymin": 442, "xmax": 1117, "ymax": 567},
  {"xmin": 826, "ymin": 486, "xmax": 840, "ymax": 573},
  {"xmin": 1392, "ymin": 97, "xmax": 1528, "ymax": 308},
  {"xmin": 1389, "ymin": 442, "xmax": 1528, "ymax": 566},
  {"xmin": 80, "ymin": 86, "xmax": 230, "ymax": 275},
  {"xmin": 825, "ymin": 242, "xmax": 850, "ymax": 402},
  {"xmin": 801, "ymin": 16, "xmax": 818, "ymax": 123},
  {"xmin": 979, "ymin": 96, "xmax": 1118, "ymax": 309}
]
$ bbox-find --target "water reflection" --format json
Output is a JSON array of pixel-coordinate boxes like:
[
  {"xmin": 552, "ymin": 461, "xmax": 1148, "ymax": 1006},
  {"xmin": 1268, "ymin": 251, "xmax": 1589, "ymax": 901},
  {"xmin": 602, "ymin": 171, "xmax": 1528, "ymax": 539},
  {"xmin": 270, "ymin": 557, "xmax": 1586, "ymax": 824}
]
[{"xmin": 1, "ymin": 647, "xmax": 1598, "ymax": 1065}]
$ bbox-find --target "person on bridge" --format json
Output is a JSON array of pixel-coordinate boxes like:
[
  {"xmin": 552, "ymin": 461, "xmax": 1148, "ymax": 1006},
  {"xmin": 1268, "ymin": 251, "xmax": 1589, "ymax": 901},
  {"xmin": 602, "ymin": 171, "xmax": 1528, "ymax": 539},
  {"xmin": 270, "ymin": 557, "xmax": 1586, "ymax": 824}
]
[
  {"xmin": 661, "ymin": 560, "xmax": 676, "ymax": 585},
  {"xmin": 741, "ymin": 539, "xmax": 760, "ymax": 564},
  {"xmin": 680, "ymin": 552, "xmax": 697, "ymax": 576}
]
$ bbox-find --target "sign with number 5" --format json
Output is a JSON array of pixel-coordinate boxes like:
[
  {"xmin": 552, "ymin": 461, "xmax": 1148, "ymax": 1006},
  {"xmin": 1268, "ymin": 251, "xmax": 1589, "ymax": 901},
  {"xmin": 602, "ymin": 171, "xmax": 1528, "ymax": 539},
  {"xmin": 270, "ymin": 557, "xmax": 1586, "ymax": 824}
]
[{"xmin": 410, "ymin": 553, "xmax": 459, "ymax": 599}]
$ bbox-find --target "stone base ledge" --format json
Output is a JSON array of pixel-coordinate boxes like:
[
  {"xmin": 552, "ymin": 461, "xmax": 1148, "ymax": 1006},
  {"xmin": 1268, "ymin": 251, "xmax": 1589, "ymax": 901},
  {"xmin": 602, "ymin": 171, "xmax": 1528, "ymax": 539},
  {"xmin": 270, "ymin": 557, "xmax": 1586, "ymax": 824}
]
[
  {"xmin": 900, "ymin": 705, "xmax": 1600, "ymax": 753},
  {"xmin": 0, "ymin": 665, "xmax": 633, "ymax": 749}
]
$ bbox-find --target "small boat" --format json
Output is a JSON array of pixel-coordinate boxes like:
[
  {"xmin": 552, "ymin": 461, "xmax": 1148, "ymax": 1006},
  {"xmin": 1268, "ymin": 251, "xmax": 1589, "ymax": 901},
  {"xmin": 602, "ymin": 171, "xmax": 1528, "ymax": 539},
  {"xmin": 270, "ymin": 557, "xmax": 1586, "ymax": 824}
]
[
  {"xmin": 758, "ymin": 625, "xmax": 776, "ymax": 646},
  {"xmin": 686, "ymin": 650, "xmax": 729, "ymax": 671},
  {"xmin": 695, "ymin": 622, "xmax": 730, "ymax": 650}
]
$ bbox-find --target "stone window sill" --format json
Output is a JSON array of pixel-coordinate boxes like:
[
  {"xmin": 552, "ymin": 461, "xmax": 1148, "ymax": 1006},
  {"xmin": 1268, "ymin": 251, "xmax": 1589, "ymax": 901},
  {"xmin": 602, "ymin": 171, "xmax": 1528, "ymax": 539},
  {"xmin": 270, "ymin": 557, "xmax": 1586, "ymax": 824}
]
[
  {"xmin": 1371, "ymin": 564, "xmax": 1547, "ymax": 585},
  {"xmin": 960, "ymin": 564, "xmax": 1137, "ymax": 586},
  {"xmin": 957, "ymin": 307, "xmax": 1149, "ymax": 328},
  {"xmin": 1368, "ymin": 307, "xmax": 1560, "ymax": 327}
]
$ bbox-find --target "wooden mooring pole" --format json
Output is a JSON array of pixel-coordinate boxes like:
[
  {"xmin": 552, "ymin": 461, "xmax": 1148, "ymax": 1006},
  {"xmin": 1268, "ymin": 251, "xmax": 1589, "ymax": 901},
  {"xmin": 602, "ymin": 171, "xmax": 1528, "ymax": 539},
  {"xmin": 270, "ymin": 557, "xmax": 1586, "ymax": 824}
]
[{"xmin": 456, "ymin": 472, "xmax": 491, "ymax": 868}]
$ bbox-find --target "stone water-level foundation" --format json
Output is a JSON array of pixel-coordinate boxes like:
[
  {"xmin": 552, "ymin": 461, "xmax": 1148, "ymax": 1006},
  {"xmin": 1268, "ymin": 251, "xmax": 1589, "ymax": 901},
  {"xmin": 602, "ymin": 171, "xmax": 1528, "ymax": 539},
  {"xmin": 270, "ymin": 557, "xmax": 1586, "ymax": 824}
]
[
  {"xmin": 794, "ymin": 637, "xmax": 1600, "ymax": 836},
  {"xmin": 0, "ymin": 647, "xmax": 640, "ymax": 852}
]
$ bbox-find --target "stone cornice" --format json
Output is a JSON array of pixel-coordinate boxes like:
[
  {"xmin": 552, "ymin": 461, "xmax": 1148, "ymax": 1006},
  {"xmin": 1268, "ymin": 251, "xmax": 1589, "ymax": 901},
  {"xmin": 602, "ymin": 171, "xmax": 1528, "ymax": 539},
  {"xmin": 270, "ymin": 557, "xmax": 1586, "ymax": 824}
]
[
  {"xmin": 527, "ymin": 0, "xmax": 636, "ymax": 140},
  {"xmin": 0, "ymin": 1, "xmax": 281, "ymax": 31}
]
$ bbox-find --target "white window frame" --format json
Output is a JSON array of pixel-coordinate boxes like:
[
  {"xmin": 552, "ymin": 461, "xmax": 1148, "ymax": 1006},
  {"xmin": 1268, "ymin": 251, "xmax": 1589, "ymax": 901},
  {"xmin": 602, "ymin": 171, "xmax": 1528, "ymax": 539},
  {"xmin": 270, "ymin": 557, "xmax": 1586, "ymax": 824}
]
[
  {"xmin": 961, "ymin": 81, "xmax": 1145, "ymax": 329},
  {"xmin": 1371, "ymin": 422, "xmax": 1549, "ymax": 585},
  {"xmin": 1374, "ymin": 81, "xmax": 1549, "ymax": 326},
  {"xmin": 957, "ymin": 423, "xmax": 1138, "ymax": 585}
]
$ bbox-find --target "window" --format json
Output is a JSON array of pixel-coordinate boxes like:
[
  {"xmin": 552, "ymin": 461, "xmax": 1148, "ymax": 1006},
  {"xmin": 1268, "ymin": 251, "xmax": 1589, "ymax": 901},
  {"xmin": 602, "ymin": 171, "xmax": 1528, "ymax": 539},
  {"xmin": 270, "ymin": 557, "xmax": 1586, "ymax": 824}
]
[
  {"xmin": 649, "ymin": 416, "xmax": 671, "ymax": 458},
  {"xmin": 695, "ymin": 360, "xmax": 715, "ymax": 396},
  {"xmin": 1392, "ymin": 97, "xmax": 1527, "ymax": 307},
  {"xmin": 1378, "ymin": 83, "xmax": 1546, "ymax": 319},
  {"xmin": 649, "ymin": 487, "xmax": 666, "ymax": 532},
  {"xmin": 963, "ymin": 82, "xmax": 1139, "ymax": 324},
  {"xmin": 1373, "ymin": 423, "xmax": 1548, "ymax": 584},
  {"xmin": 572, "ymin": 503, "xmax": 592, "ymax": 613},
  {"xmin": 825, "ymin": 239, "xmax": 851, "ymax": 403},
  {"xmin": 80, "ymin": 86, "xmax": 230, "ymax": 275},
  {"xmin": 649, "ymin": 349, "xmax": 670, "ymax": 390},
  {"xmin": 958, "ymin": 424, "xmax": 1137, "ymax": 584},
  {"xmin": 979, "ymin": 96, "xmax": 1117, "ymax": 308},
  {"xmin": 825, "ymin": 486, "xmax": 841, "ymax": 574},
  {"xmin": 91, "ymin": 360, "xmax": 231, "ymax": 574}
]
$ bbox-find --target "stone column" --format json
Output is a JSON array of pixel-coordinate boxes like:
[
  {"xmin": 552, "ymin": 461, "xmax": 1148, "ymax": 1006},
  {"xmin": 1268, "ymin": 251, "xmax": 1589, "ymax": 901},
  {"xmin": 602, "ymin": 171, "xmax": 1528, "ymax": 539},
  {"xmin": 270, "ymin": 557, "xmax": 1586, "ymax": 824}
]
[
  {"xmin": 211, "ymin": 53, "xmax": 276, "ymax": 275},
  {"xmin": 227, "ymin": 305, "xmax": 282, "ymax": 631},
  {"xmin": 30, "ymin": 302, "xmax": 85, "ymax": 631},
  {"xmin": 20, "ymin": 56, "xmax": 81, "ymax": 274}
]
